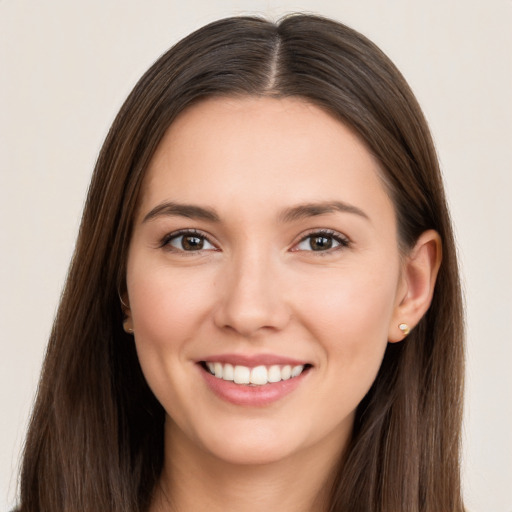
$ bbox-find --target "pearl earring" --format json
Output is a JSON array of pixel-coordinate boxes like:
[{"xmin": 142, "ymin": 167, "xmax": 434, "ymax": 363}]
[
  {"xmin": 398, "ymin": 323, "xmax": 410, "ymax": 336},
  {"xmin": 123, "ymin": 320, "xmax": 134, "ymax": 334}
]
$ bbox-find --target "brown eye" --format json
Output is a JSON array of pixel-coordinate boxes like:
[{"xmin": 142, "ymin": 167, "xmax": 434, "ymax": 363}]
[
  {"xmin": 294, "ymin": 231, "xmax": 349, "ymax": 252},
  {"xmin": 181, "ymin": 235, "xmax": 204, "ymax": 250},
  {"xmin": 309, "ymin": 235, "xmax": 333, "ymax": 251},
  {"xmin": 165, "ymin": 231, "xmax": 216, "ymax": 251}
]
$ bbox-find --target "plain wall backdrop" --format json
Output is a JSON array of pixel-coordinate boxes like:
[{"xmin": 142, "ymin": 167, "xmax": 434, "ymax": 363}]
[{"xmin": 1, "ymin": 0, "xmax": 511, "ymax": 510}]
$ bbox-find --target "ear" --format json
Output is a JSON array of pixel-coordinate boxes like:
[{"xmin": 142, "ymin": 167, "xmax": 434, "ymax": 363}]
[
  {"xmin": 120, "ymin": 293, "xmax": 134, "ymax": 334},
  {"xmin": 388, "ymin": 229, "xmax": 442, "ymax": 342}
]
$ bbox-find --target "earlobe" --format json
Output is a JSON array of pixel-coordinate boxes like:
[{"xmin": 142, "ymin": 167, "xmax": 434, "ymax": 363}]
[
  {"xmin": 388, "ymin": 229, "xmax": 442, "ymax": 343},
  {"xmin": 123, "ymin": 319, "xmax": 134, "ymax": 334},
  {"xmin": 119, "ymin": 292, "xmax": 134, "ymax": 334}
]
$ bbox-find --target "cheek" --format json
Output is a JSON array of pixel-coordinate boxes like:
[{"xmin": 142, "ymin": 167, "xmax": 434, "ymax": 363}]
[
  {"xmin": 303, "ymin": 275, "xmax": 395, "ymax": 419},
  {"xmin": 126, "ymin": 263, "xmax": 217, "ymax": 418},
  {"xmin": 297, "ymin": 266, "xmax": 397, "ymax": 338},
  {"xmin": 125, "ymin": 262, "xmax": 217, "ymax": 405},
  {"xmin": 293, "ymin": 264, "xmax": 398, "ymax": 382},
  {"xmin": 128, "ymin": 263, "xmax": 214, "ymax": 344}
]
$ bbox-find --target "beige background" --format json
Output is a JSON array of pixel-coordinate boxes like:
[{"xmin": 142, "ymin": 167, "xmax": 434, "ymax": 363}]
[{"xmin": 1, "ymin": 1, "xmax": 511, "ymax": 510}]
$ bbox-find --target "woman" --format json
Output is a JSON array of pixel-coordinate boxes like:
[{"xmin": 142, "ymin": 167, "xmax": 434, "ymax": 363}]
[{"xmin": 17, "ymin": 14, "xmax": 465, "ymax": 512}]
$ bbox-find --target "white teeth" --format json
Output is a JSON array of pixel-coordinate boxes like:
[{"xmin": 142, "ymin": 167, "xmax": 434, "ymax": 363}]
[
  {"xmin": 291, "ymin": 365, "xmax": 303, "ymax": 378},
  {"xmin": 250, "ymin": 365, "xmax": 268, "ymax": 385},
  {"xmin": 233, "ymin": 365, "xmax": 250, "ymax": 384},
  {"xmin": 281, "ymin": 365, "xmax": 292, "ymax": 380},
  {"xmin": 267, "ymin": 365, "xmax": 281, "ymax": 383},
  {"xmin": 205, "ymin": 362, "xmax": 306, "ymax": 386},
  {"xmin": 214, "ymin": 362, "xmax": 223, "ymax": 379},
  {"xmin": 223, "ymin": 363, "xmax": 234, "ymax": 381}
]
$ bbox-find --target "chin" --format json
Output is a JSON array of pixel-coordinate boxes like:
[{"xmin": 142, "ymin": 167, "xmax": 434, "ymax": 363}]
[
  {"xmin": 179, "ymin": 417, "xmax": 307, "ymax": 467},
  {"xmin": 203, "ymin": 435, "xmax": 300, "ymax": 466}
]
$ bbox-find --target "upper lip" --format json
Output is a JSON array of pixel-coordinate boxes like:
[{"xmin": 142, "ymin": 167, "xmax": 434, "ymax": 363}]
[{"xmin": 198, "ymin": 353, "xmax": 310, "ymax": 367}]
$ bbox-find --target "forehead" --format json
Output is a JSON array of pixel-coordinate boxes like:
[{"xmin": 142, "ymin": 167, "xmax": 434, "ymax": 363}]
[{"xmin": 139, "ymin": 96, "xmax": 394, "ymax": 225}]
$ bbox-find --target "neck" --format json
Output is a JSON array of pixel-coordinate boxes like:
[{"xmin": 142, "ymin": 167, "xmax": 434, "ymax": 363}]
[{"xmin": 151, "ymin": 419, "xmax": 348, "ymax": 512}]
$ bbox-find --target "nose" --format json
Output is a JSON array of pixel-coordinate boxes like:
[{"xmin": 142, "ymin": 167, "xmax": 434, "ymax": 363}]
[{"xmin": 213, "ymin": 247, "xmax": 291, "ymax": 338}]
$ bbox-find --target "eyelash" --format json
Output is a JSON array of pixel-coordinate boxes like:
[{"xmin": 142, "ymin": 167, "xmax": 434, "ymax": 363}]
[
  {"xmin": 160, "ymin": 229, "xmax": 218, "ymax": 253},
  {"xmin": 293, "ymin": 229, "xmax": 350, "ymax": 253},
  {"xmin": 159, "ymin": 229, "xmax": 350, "ymax": 254}
]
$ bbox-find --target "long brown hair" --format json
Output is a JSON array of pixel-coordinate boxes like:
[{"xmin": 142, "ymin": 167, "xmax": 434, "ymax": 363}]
[{"xmin": 18, "ymin": 14, "xmax": 465, "ymax": 512}]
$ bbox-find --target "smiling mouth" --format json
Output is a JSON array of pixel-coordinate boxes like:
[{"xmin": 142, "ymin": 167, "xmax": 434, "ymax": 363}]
[{"xmin": 200, "ymin": 361, "xmax": 312, "ymax": 386}]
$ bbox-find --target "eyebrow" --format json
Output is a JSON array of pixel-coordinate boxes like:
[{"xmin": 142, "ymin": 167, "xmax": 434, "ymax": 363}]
[
  {"xmin": 142, "ymin": 201, "xmax": 220, "ymax": 223},
  {"xmin": 142, "ymin": 199, "xmax": 369, "ymax": 224},
  {"xmin": 278, "ymin": 201, "xmax": 369, "ymax": 223}
]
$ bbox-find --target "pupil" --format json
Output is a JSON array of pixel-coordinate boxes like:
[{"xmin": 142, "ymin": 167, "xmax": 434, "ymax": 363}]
[
  {"xmin": 311, "ymin": 236, "xmax": 332, "ymax": 251},
  {"xmin": 183, "ymin": 236, "xmax": 203, "ymax": 250}
]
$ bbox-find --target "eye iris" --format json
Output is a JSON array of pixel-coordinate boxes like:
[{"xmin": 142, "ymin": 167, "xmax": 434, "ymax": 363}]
[
  {"xmin": 310, "ymin": 235, "xmax": 333, "ymax": 251},
  {"xmin": 182, "ymin": 235, "xmax": 203, "ymax": 250}
]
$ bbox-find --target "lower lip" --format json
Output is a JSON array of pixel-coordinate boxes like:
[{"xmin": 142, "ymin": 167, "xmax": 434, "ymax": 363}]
[{"xmin": 199, "ymin": 365, "xmax": 309, "ymax": 406}]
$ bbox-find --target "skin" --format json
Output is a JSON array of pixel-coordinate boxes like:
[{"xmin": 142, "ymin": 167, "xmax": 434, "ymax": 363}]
[{"xmin": 124, "ymin": 96, "xmax": 441, "ymax": 512}]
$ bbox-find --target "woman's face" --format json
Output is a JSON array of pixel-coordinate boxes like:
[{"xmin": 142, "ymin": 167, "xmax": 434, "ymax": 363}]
[{"xmin": 126, "ymin": 96, "xmax": 407, "ymax": 466}]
